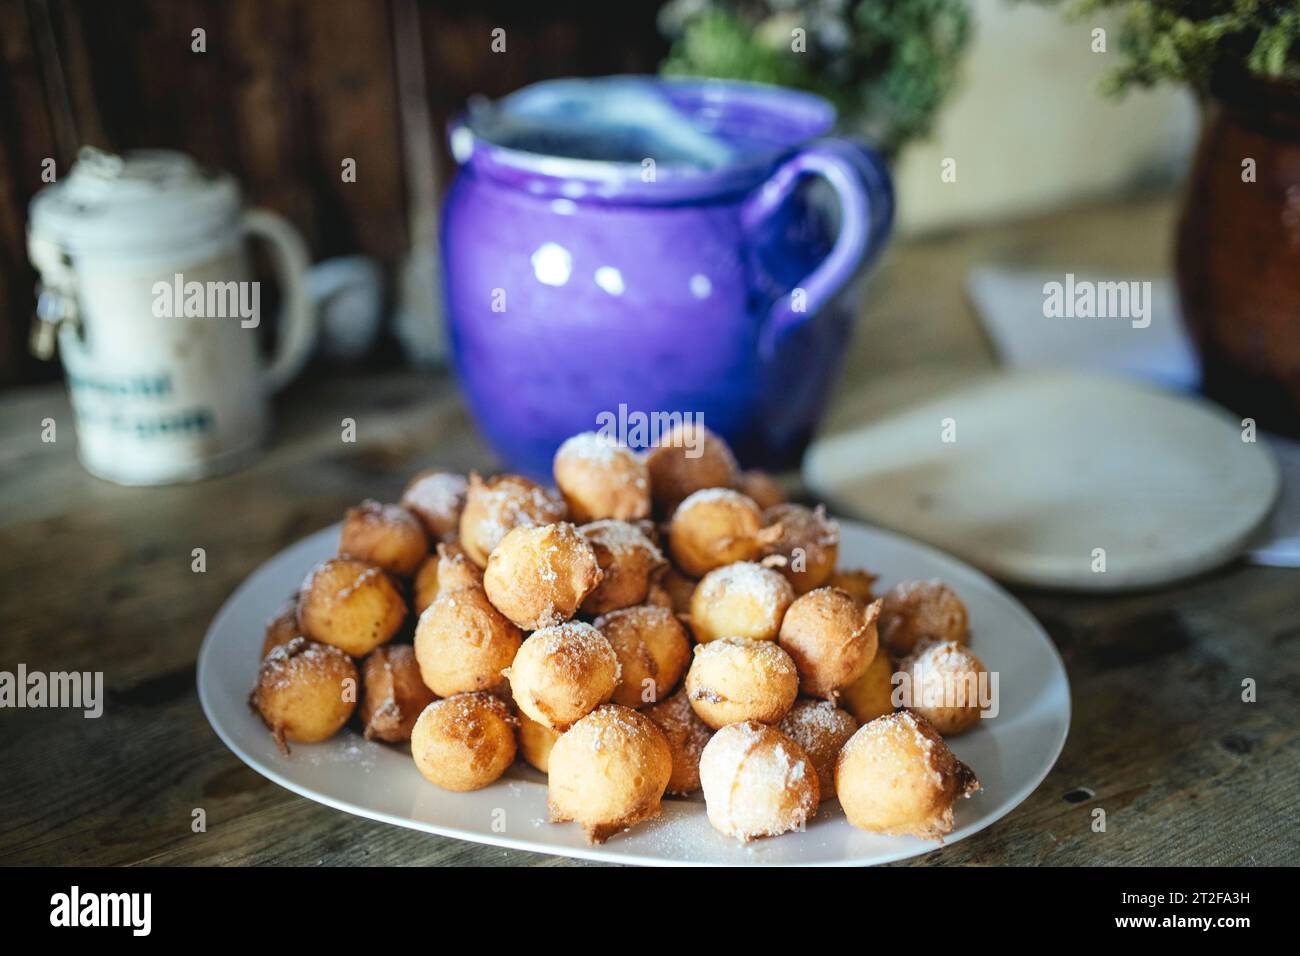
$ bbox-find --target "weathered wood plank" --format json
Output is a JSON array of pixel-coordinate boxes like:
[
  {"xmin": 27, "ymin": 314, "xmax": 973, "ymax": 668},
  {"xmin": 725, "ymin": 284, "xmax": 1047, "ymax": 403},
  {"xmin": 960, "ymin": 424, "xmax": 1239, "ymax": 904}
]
[{"xmin": 0, "ymin": 195, "xmax": 1296, "ymax": 866}]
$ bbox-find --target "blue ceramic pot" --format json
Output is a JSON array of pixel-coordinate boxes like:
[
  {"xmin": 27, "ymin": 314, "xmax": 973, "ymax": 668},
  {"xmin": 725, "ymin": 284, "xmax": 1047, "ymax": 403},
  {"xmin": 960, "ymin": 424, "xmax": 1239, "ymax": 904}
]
[{"xmin": 442, "ymin": 77, "xmax": 893, "ymax": 479}]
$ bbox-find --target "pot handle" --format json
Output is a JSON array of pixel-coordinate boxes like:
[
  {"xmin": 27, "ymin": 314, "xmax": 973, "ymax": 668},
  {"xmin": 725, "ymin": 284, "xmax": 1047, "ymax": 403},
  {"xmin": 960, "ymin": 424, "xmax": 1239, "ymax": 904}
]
[
  {"xmin": 743, "ymin": 139, "xmax": 893, "ymax": 358},
  {"xmin": 243, "ymin": 208, "xmax": 318, "ymax": 393}
]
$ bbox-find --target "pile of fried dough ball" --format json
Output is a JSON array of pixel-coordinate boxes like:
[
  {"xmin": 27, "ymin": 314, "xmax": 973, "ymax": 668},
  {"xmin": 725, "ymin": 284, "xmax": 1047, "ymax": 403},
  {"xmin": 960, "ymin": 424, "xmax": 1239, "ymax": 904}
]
[{"xmin": 250, "ymin": 425, "xmax": 987, "ymax": 845}]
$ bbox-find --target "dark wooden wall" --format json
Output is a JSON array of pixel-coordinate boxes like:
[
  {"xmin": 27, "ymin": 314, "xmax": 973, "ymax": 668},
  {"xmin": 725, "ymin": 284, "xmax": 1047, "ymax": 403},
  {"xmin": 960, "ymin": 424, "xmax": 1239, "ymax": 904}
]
[{"xmin": 0, "ymin": 0, "xmax": 667, "ymax": 385}]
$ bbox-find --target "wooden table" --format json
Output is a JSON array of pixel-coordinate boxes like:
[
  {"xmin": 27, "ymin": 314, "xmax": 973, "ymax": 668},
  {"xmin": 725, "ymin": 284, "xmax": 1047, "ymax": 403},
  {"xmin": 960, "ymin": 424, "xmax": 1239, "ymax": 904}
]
[{"xmin": 2, "ymin": 195, "xmax": 1296, "ymax": 866}]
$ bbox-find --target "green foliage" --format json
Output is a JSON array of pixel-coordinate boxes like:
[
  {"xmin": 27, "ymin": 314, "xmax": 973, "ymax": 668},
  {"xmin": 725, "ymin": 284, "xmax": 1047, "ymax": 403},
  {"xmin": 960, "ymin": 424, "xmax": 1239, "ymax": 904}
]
[
  {"xmin": 659, "ymin": 1, "xmax": 972, "ymax": 154},
  {"xmin": 1039, "ymin": 0, "xmax": 1300, "ymax": 92}
]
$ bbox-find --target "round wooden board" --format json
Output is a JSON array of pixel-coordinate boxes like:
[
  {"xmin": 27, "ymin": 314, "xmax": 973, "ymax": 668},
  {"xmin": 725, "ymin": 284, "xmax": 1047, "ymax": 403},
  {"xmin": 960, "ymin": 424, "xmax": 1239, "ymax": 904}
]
[{"xmin": 804, "ymin": 371, "xmax": 1280, "ymax": 591}]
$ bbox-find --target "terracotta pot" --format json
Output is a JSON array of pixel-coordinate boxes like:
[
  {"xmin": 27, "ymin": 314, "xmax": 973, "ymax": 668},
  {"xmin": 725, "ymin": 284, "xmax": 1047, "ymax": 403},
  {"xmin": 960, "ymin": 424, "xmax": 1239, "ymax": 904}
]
[{"xmin": 1176, "ymin": 72, "xmax": 1300, "ymax": 436}]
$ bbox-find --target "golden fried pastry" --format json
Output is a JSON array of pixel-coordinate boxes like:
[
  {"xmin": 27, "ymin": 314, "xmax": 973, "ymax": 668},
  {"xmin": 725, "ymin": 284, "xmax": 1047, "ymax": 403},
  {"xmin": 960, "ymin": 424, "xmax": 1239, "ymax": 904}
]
[
  {"xmin": 835, "ymin": 710, "xmax": 979, "ymax": 840},
  {"xmin": 483, "ymin": 522, "xmax": 601, "ymax": 629},
  {"xmin": 458, "ymin": 472, "xmax": 567, "ymax": 567},
  {"xmin": 763, "ymin": 503, "xmax": 839, "ymax": 594},
  {"xmin": 413, "ymin": 555, "xmax": 441, "ymax": 616},
  {"xmin": 778, "ymin": 589, "xmax": 881, "ymax": 699},
  {"xmin": 359, "ymin": 644, "xmax": 437, "ymax": 743},
  {"xmin": 633, "ymin": 517, "xmax": 662, "ymax": 546},
  {"xmin": 699, "ymin": 721, "xmax": 819, "ymax": 842},
  {"xmin": 644, "ymin": 421, "xmax": 738, "ymax": 510},
  {"xmin": 595, "ymin": 604, "xmax": 692, "ymax": 708},
  {"xmin": 410, "ymin": 693, "xmax": 517, "ymax": 792},
  {"xmin": 736, "ymin": 469, "xmax": 785, "ymax": 510},
  {"xmin": 878, "ymin": 579, "xmax": 970, "ymax": 656},
  {"xmin": 547, "ymin": 704, "xmax": 672, "ymax": 843},
  {"xmin": 645, "ymin": 582, "xmax": 673, "ymax": 610},
  {"xmin": 261, "ymin": 597, "xmax": 302, "ymax": 658},
  {"xmin": 659, "ymin": 566, "xmax": 697, "ymax": 615},
  {"xmin": 518, "ymin": 712, "xmax": 561, "ymax": 774},
  {"xmin": 898, "ymin": 640, "xmax": 989, "ymax": 736},
  {"xmin": 827, "ymin": 568, "xmax": 880, "ymax": 606},
  {"xmin": 339, "ymin": 500, "xmax": 429, "ymax": 576},
  {"xmin": 297, "ymin": 558, "xmax": 407, "ymax": 656},
  {"xmin": 689, "ymin": 561, "xmax": 794, "ymax": 644},
  {"xmin": 553, "ymin": 432, "xmax": 651, "ymax": 523},
  {"xmin": 505, "ymin": 622, "xmax": 620, "ymax": 731},
  {"xmin": 413, "ymin": 585, "xmax": 522, "ymax": 697},
  {"xmin": 579, "ymin": 520, "xmax": 666, "ymax": 614},
  {"xmin": 644, "ymin": 686, "xmax": 714, "ymax": 795},
  {"xmin": 401, "ymin": 469, "xmax": 469, "ymax": 542},
  {"xmin": 685, "ymin": 636, "xmax": 798, "ymax": 729},
  {"xmin": 250, "ymin": 637, "xmax": 358, "ymax": 753},
  {"xmin": 839, "ymin": 647, "xmax": 896, "ymax": 724},
  {"xmin": 777, "ymin": 699, "xmax": 859, "ymax": 797},
  {"xmin": 667, "ymin": 488, "xmax": 781, "ymax": 578},
  {"xmin": 413, "ymin": 541, "xmax": 484, "ymax": 615}
]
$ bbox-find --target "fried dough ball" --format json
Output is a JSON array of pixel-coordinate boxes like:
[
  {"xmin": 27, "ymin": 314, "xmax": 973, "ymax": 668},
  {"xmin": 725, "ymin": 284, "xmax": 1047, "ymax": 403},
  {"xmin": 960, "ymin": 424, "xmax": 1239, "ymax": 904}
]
[
  {"xmin": 458, "ymin": 473, "xmax": 567, "ymax": 567},
  {"xmin": 413, "ymin": 541, "xmax": 484, "ymax": 615},
  {"xmin": 579, "ymin": 520, "xmax": 666, "ymax": 614},
  {"xmin": 414, "ymin": 586, "xmax": 522, "ymax": 697},
  {"xmin": 483, "ymin": 523, "xmax": 602, "ymax": 629},
  {"xmin": 659, "ymin": 566, "xmax": 697, "ymax": 615},
  {"xmin": 547, "ymin": 704, "xmax": 672, "ymax": 843},
  {"xmin": 668, "ymin": 488, "xmax": 781, "ymax": 578},
  {"xmin": 250, "ymin": 637, "xmax": 358, "ymax": 753},
  {"xmin": 338, "ymin": 500, "xmax": 429, "ymax": 577},
  {"xmin": 410, "ymin": 693, "xmax": 517, "ymax": 792},
  {"xmin": 645, "ymin": 582, "xmax": 673, "ymax": 610},
  {"xmin": 685, "ymin": 637, "xmax": 798, "ymax": 729},
  {"xmin": 262, "ymin": 598, "xmax": 302, "ymax": 658},
  {"xmin": 634, "ymin": 518, "xmax": 662, "ymax": 546},
  {"xmin": 736, "ymin": 469, "xmax": 785, "ymax": 510},
  {"xmin": 596, "ymin": 604, "xmax": 692, "ymax": 708},
  {"xmin": 505, "ymin": 622, "xmax": 620, "ymax": 731},
  {"xmin": 778, "ymin": 589, "xmax": 881, "ymax": 699},
  {"xmin": 827, "ymin": 568, "xmax": 879, "ymax": 606},
  {"xmin": 644, "ymin": 421, "xmax": 739, "ymax": 511},
  {"xmin": 777, "ymin": 699, "xmax": 859, "ymax": 797},
  {"xmin": 763, "ymin": 503, "xmax": 839, "ymax": 594},
  {"xmin": 898, "ymin": 640, "xmax": 988, "ymax": 736},
  {"xmin": 840, "ymin": 648, "xmax": 896, "ymax": 724},
  {"xmin": 878, "ymin": 579, "xmax": 970, "ymax": 656},
  {"xmin": 699, "ymin": 721, "xmax": 819, "ymax": 842},
  {"xmin": 297, "ymin": 558, "xmax": 407, "ymax": 657},
  {"xmin": 552, "ymin": 432, "xmax": 652, "ymax": 523},
  {"xmin": 401, "ymin": 469, "xmax": 469, "ymax": 542},
  {"xmin": 644, "ymin": 687, "xmax": 714, "ymax": 795},
  {"xmin": 359, "ymin": 645, "xmax": 437, "ymax": 742},
  {"xmin": 689, "ymin": 561, "xmax": 794, "ymax": 644},
  {"xmin": 835, "ymin": 710, "xmax": 979, "ymax": 840},
  {"xmin": 518, "ymin": 712, "xmax": 561, "ymax": 774}
]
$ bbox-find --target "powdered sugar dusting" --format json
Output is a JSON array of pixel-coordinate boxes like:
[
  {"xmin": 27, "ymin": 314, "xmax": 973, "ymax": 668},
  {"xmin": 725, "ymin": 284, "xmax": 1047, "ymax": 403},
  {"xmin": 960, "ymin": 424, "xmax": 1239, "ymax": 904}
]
[
  {"xmin": 557, "ymin": 432, "xmax": 631, "ymax": 469},
  {"xmin": 530, "ymin": 621, "xmax": 621, "ymax": 683},
  {"xmin": 581, "ymin": 519, "xmax": 663, "ymax": 562},
  {"xmin": 696, "ymin": 636, "xmax": 795, "ymax": 678},
  {"xmin": 696, "ymin": 561, "xmax": 792, "ymax": 618},
  {"xmin": 469, "ymin": 475, "xmax": 567, "ymax": 555},
  {"xmin": 676, "ymin": 487, "xmax": 753, "ymax": 516},
  {"xmin": 404, "ymin": 471, "xmax": 468, "ymax": 517},
  {"xmin": 780, "ymin": 698, "xmax": 857, "ymax": 743},
  {"xmin": 699, "ymin": 721, "xmax": 817, "ymax": 840}
]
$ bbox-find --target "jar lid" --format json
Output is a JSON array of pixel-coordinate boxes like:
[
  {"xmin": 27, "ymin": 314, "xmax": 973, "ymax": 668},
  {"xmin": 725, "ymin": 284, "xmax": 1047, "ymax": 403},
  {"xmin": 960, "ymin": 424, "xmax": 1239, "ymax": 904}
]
[{"xmin": 28, "ymin": 147, "xmax": 241, "ymax": 257}]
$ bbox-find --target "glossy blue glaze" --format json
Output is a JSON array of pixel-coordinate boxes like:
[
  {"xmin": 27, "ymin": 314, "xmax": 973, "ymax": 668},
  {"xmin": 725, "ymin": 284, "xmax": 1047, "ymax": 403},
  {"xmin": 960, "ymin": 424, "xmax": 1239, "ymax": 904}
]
[{"xmin": 442, "ymin": 77, "xmax": 893, "ymax": 479}]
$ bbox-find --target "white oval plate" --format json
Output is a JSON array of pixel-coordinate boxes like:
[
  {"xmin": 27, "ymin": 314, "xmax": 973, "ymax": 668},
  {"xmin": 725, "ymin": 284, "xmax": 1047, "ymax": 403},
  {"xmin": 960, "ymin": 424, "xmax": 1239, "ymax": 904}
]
[{"xmin": 198, "ymin": 519, "xmax": 1070, "ymax": 866}]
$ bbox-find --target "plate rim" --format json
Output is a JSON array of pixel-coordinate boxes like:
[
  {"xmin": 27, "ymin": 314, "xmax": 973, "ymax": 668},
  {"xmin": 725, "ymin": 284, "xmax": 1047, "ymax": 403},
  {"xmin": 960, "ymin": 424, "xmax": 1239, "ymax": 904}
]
[{"xmin": 197, "ymin": 518, "xmax": 1071, "ymax": 867}]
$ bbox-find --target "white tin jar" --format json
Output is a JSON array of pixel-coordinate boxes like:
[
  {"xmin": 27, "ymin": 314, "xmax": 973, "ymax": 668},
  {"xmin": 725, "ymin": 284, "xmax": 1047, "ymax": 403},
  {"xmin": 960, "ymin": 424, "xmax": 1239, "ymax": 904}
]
[{"xmin": 27, "ymin": 148, "xmax": 317, "ymax": 485}]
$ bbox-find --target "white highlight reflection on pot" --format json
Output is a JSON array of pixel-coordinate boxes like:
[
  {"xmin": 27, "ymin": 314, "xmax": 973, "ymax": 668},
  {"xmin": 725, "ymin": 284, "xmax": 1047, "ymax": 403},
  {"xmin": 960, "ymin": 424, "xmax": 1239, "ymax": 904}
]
[
  {"xmin": 531, "ymin": 242, "xmax": 572, "ymax": 287},
  {"xmin": 594, "ymin": 266, "xmax": 624, "ymax": 296}
]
